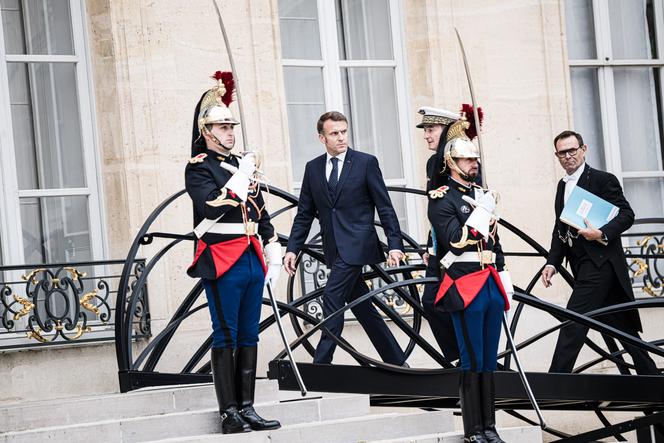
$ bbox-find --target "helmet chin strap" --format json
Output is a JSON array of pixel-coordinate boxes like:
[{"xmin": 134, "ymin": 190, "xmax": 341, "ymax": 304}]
[
  {"xmin": 202, "ymin": 126, "xmax": 233, "ymax": 152},
  {"xmin": 448, "ymin": 158, "xmax": 476, "ymax": 183}
]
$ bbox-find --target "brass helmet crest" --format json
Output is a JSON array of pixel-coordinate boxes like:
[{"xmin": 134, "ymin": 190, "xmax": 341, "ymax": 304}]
[
  {"xmin": 443, "ymin": 104, "xmax": 482, "ymax": 179},
  {"xmin": 197, "ymin": 71, "xmax": 240, "ymax": 133}
]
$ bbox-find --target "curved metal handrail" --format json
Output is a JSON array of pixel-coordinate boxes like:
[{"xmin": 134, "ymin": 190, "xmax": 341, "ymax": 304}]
[{"xmin": 115, "ymin": 185, "xmax": 664, "ymax": 391}]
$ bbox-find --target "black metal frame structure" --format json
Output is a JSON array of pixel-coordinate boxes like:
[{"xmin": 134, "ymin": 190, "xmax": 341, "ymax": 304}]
[{"xmin": 114, "ymin": 185, "xmax": 664, "ymax": 442}]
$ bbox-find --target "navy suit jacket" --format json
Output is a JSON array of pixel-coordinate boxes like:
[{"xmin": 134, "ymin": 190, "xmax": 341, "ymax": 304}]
[{"xmin": 286, "ymin": 148, "xmax": 403, "ymax": 266}]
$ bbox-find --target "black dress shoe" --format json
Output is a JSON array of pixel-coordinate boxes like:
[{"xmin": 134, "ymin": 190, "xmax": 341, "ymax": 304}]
[
  {"xmin": 464, "ymin": 432, "xmax": 489, "ymax": 442},
  {"xmin": 484, "ymin": 427, "xmax": 506, "ymax": 443},
  {"xmin": 221, "ymin": 407, "xmax": 251, "ymax": 434},
  {"xmin": 240, "ymin": 406, "xmax": 281, "ymax": 431}
]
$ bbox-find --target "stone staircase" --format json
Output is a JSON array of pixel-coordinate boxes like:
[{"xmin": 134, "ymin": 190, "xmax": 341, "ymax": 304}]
[{"xmin": 0, "ymin": 380, "xmax": 541, "ymax": 442}]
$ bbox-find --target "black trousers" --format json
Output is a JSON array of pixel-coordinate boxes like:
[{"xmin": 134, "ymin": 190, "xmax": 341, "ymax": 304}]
[
  {"xmin": 313, "ymin": 256, "xmax": 406, "ymax": 365},
  {"xmin": 549, "ymin": 259, "xmax": 658, "ymax": 374},
  {"xmin": 422, "ymin": 261, "xmax": 460, "ymax": 361}
]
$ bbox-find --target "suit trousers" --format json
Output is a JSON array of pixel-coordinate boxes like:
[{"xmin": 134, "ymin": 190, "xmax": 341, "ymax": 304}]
[
  {"xmin": 422, "ymin": 262, "xmax": 460, "ymax": 361},
  {"xmin": 549, "ymin": 258, "xmax": 658, "ymax": 374},
  {"xmin": 313, "ymin": 256, "xmax": 405, "ymax": 365}
]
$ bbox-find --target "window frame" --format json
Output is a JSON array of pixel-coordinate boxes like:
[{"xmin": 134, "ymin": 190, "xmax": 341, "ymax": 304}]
[
  {"xmin": 0, "ymin": 0, "xmax": 106, "ymax": 266},
  {"xmin": 281, "ymin": 0, "xmax": 420, "ymax": 237},
  {"xmin": 567, "ymin": 0, "xmax": 664, "ymax": 182}
]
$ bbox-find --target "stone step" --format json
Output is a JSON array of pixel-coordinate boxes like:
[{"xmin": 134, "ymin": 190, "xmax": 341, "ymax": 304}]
[
  {"xmin": 0, "ymin": 380, "xmax": 278, "ymax": 433},
  {"xmin": 0, "ymin": 392, "xmax": 369, "ymax": 443},
  {"xmin": 369, "ymin": 425, "xmax": 543, "ymax": 443},
  {"xmin": 145, "ymin": 410, "xmax": 454, "ymax": 443}
]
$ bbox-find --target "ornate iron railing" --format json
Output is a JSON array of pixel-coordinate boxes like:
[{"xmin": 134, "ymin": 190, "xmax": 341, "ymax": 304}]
[
  {"xmin": 0, "ymin": 259, "xmax": 148, "ymax": 350},
  {"xmin": 114, "ymin": 185, "xmax": 664, "ymax": 442}
]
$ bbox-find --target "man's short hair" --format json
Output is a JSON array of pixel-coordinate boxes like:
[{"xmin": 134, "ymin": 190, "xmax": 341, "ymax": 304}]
[
  {"xmin": 317, "ymin": 111, "xmax": 348, "ymax": 134},
  {"xmin": 554, "ymin": 130, "xmax": 584, "ymax": 148}
]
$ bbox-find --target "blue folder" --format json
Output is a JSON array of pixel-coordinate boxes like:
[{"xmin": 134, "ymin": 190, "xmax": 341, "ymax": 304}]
[{"xmin": 560, "ymin": 185, "xmax": 619, "ymax": 234}]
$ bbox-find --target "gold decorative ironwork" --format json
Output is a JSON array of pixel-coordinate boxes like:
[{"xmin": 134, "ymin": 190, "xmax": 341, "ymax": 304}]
[
  {"xmin": 630, "ymin": 259, "xmax": 648, "ymax": 277},
  {"xmin": 63, "ymin": 267, "xmax": 86, "ymax": 280},
  {"xmin": 13, "ymin": 294, "xmax": 34, "ymax": 320},
  {"xmin": 80, "ymin": 290, "xmax": 100, "ymax": 315},
  {"xmin": 26, "ymin": 328, "xmax": 47, "ymax": 343},
  {"xmin": 21, "ymin": 268, "xmax": 46, "ymax": 284}
]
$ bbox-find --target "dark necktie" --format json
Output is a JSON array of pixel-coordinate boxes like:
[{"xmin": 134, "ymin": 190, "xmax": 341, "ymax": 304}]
[{"xmin": 328, "ymin": 157, "xmax": 339, "ymax": 195}]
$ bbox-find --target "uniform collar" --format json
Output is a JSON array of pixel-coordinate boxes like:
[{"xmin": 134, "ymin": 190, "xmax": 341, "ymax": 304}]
[{"xmin": 449, "ymin": 177, "xmax": 473, "ymax": 194}]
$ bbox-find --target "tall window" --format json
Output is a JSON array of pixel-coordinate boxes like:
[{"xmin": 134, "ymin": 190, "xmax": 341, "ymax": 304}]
[
  {"xmin": 278, "ymin": 0, "xmax": 415, "ymax": 232},
  {"xmin": 0, "ymin": 0, "xmax": 104, "ymax": 266},
  {"xmin": 565, "ymin": 0, "xmax": 664, "ymax": 221}
]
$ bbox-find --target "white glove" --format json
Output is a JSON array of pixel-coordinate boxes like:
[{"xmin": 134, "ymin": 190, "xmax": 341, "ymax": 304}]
[
  {"xmin": 238, "ymin": 153, "xmax": 257, "ymax": 176},
  {"xmin": 224, "ymin": 154, "xmax": 256, "ymax": 202},
  {"xmin": 264, "ymin": 242, "xmax": 282, "ymax": 287},
  {"xmin": 462, "ymin": 191, "xmax": 497, "ymax": 238},
  {"xmin": 265, "ymin": 264, "xmax": 281, "ymax": 288},
  {"xmin": 499, "ymin": 270, "xmax": 514, "ymax": 310}
]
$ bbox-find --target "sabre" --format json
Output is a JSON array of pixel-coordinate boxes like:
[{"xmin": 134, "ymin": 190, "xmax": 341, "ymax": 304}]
[
  {"xmin": 212, "ymin": 0, "xmax": 248, "ymax": 150},
  {"xmin": 455, "ymin": 27, "xmax": 546, "ymax": 429},
  {"xmin": 266, "ymin": 281, "xmax": 307, "ymax": 396}
]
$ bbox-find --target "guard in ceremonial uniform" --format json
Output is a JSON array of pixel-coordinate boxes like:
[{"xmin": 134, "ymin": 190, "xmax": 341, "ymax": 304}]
[
  {"xmin": 417, "ymin": 106, "xmax": 460, "ymax": 362},
  {"xmin": 428, "ymin": 108, "xmax": 513, "ymax": 443},
  {"xmin": 185, "ymin": 71, "xmax": 281, "ymax": 434}
]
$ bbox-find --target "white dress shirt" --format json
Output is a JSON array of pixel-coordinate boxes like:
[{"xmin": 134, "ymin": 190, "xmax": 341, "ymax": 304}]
[
  {"xmin": 562, "ymin": 162, "xmax": 585, "ymax": 204},
  {"xmin": 325, "ymin": 151, "xmax": 346, "ymax": 181},
  {"xmin": 545, "ymin": 162, "xmax": 587, "ymax": 275}
]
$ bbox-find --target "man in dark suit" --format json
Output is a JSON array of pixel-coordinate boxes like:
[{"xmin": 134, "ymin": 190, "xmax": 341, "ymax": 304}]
[
  {"xmin": 541, "ymin": 130, "xmax": 658, "ymax": 374},
  {"xmin": 284, "ymin": 111, "xmax": 407, "ymax": 366}
]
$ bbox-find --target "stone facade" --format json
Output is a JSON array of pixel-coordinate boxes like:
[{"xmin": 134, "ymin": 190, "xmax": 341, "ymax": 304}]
[{"xmin": 1, "ymin": 1, "xmax": 657, "ymax": 439}]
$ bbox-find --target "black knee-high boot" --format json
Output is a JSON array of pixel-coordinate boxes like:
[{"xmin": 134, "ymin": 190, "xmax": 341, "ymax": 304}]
[
  {"xmin": 460, "ymin": 371, "xmax": 489, "ymax": 443},
  {"xmin": 236, "ymin": 346, "xmax": 281, "ymax": 431},
  {"xmin": 210, "ymin": 348, "xmax": 250, "ymax": 434},
  {"xmin": 480, "ymin": 372, "xmax": 505, "ymax": 443}
]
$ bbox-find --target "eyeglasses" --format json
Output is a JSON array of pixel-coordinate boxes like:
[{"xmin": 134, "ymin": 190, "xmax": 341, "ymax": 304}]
[{"xmin": 554, "ymin": 145, "xmax": 583, "ymax": 158}]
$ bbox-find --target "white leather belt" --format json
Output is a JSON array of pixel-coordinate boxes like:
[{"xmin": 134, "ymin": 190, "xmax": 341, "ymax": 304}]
[
  {"xmin": 194, "ymin": 221, "xmax": 257, "ymax": 238},
  {"xmin": 440, "ymin": 251, "xmax": 495, "ymax": 268}
]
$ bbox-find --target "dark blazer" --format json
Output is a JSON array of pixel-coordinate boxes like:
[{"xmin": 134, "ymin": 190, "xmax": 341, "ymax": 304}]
[
  {"xmin": 286, "ymin": 148, "xmax": 403, "ymax": 266},
  {"xmin": 545, "ymin": 163, "xmax": 640, "ymax": 328}
]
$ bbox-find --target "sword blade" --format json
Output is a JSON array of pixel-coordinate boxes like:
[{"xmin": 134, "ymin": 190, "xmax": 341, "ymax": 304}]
[{"xmin": 455, "ymin": 28, "xmax": 487, "ymax": 188}]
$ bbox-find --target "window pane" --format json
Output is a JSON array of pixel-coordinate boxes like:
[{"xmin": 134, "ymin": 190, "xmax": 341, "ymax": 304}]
[
  {"xmin": 608, "ymin": 0, "xmax": 657, "ymax": 60},
  {"xmin": 341, "ymin": 67, "xmax": 402, "ymax": 180},
  {"xmin": 278, "ymin": 0, "xmax": 321, "ymax": 60},
  {"xmin": 1, "ymin": 0, "xmax": 74, "ymax": 55},
  {"xmin": 614, "ymin": 68, "xmax": 663, "ymax": 172},
  {"xmin": 387, "ymin": 188, "xmax": 408, "ymax": 233},
  {"xmin": 8, "ymin": 62, "xmax": 86, "ymax": 189},
  {"xmin": 570, "ymin": 68, "xmax": 606, "ymax": 170},
  {"xmin": 623, "ymin": 177, "xmax": 664, "ymax": 219},
  {"xmin": 284, "ymin": 67, "xmax": 325, "ymax": 181},
  {"xmin": 565, "ymin": 0, "xmax": 597, "ymax": 59},
  {"xmin": 20, "ymin": 196, "xmax": 92, "ymax": 264},
  {"xmin": 336, "ymin": 0, "xmax": 393, "ymax": 60}
]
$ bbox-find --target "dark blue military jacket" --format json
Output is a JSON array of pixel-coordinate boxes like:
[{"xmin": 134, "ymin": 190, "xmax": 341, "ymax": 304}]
[{"xmin": 185, "ymin": 149, "xmax": 276, "ymax": 279}]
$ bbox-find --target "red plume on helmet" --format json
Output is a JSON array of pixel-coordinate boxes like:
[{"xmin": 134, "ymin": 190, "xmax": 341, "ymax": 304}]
[
  {"xmin": 461, "ymin": 103, "xmax": 483, "ymax": 140},
  {"xmin": 209, "ymin": 71, "xmax": 235, "ymax": 107},
  {"xmin": 220, "ymin": 72, "xmax": 235, "ymax": 107}
]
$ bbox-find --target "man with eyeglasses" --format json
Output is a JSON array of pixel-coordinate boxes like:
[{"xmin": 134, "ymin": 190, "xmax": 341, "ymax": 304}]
[{"xmin": 541, "ymin": 130, "xmax": 658, "ymax": 375}]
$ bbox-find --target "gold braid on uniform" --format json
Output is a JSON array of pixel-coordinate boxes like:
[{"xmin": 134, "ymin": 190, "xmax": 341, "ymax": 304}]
[
  {"xmin": 247, "ymin": 195, "xmax": 263, "ymax": 218},
  {"xmin": 206, "ymin": 188, "xmax": 240, "ymax": 208},
  {"xmin": 450, "ymin": 225, "xmax": 481, "ymax": 249}
]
